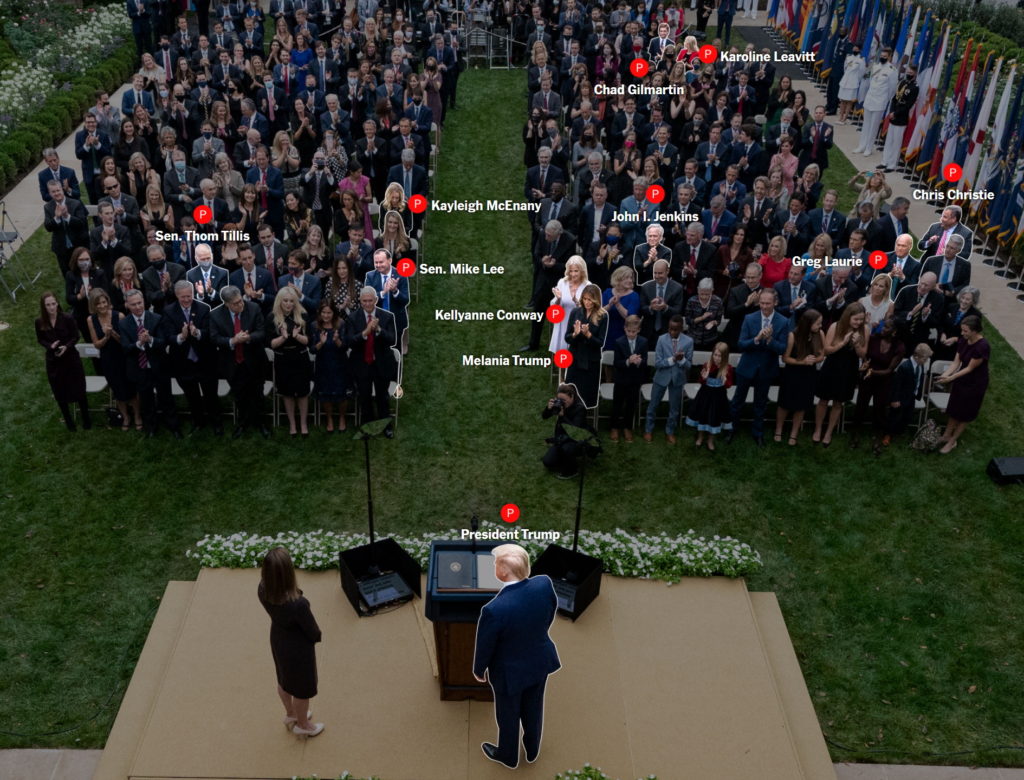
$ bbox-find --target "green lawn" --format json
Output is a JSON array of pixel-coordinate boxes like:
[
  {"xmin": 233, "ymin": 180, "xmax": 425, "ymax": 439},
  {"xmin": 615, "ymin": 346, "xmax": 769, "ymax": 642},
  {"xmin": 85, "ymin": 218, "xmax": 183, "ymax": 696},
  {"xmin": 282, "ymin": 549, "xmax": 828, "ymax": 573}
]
[{"xmin": 2, "ymin": 70, "xmax": 1024, "ymax": 767}]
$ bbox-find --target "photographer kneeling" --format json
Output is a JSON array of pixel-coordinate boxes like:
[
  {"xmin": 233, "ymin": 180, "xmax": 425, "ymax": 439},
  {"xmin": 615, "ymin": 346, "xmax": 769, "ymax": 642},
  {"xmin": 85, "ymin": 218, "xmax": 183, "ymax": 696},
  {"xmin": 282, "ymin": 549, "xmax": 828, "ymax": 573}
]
[{"xmin": 541, "ymin": 383, "xmax": 598, "ymax": 479}]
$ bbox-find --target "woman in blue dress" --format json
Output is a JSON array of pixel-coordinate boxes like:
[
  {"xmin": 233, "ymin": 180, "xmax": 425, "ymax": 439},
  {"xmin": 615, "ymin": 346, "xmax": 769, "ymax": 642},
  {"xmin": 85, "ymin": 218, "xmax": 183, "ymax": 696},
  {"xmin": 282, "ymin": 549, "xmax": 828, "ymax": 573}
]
[{"xmin": 309, "ymin": 301, "xmax": 350, "ymax": 433}]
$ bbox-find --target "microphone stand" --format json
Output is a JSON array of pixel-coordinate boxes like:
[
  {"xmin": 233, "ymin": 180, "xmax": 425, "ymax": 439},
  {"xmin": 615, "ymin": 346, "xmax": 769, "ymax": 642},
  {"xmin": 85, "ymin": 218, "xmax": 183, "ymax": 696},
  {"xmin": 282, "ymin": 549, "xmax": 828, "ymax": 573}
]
[
  {"xmin": 561, "ymin": 422, "xmax": 601, "ymax": 583},
  {"xmin": 355, "ymin": 417, "xmax": 393, "ymax": 576}
]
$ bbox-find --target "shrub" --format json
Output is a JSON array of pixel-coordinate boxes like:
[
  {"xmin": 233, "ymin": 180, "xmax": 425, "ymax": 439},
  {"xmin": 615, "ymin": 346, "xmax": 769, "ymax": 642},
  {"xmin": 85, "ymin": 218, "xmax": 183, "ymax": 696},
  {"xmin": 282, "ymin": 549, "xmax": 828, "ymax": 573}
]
[
  {"xmin": 0, "ymin": 152, "xmax": 15, "ymax": 183},
  {"xmin": 0, "ymin": 138, "xmax": 31, "ymax": 171}
]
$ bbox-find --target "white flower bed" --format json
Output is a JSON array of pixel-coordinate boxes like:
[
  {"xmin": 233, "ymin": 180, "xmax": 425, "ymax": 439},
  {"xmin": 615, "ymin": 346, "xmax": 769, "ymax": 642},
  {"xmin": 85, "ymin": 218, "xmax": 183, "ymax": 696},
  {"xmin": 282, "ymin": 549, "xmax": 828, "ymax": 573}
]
[
  {"xmin": 0, "ymin": 6, "xmax": 130, "ymax": 137},
  {"xmin": 186, "ymin": 528, "xmax": 762, "ymax": 581}
]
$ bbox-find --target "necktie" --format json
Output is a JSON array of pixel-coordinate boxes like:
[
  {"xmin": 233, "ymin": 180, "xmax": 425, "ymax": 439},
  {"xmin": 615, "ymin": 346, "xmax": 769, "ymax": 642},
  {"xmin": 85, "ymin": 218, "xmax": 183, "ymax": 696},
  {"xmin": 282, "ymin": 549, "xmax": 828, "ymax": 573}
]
[
  {"xmin": 265, "ymin": 246, "xmax": 272, "ymax": 267},
  {"xmin": 711, "ymin": 216, "xmax": 718, "ymax": 235},
  {"xmin": 364, "ymin": 313, "xmax": 375, "ymax": 362},
  {"xmin": 937, "ymin": 230, "xmax": 948, "ymax": 254},
  {"xmin": 404, "ymin": 169, "xmax": 411, "ymax": 198},
  {"xmin": 822, "ymin": 213, "xmax": 829, "ymax": 233},
  {"xmin": 184, "ymin": 308, "xmax": 199, "ymax": 361},
  {"xmin": 655, "ymin": 284, "xmax": 665, "ymax": 330},
  {"xmin": 763, "ymin": 317, "xmax": 769, "ymax": 331},
  {"xmin": 690, "ymin": 246, "xmax": 697, "ymax": 267},
  {"xmin": 233, "ymin": 312, "xmax": 244, "ymax": 363},
  {"xmin": 755, "ymin": 198, "xmax": 761, "ymax": 215},
  {"xmin": 137, "ymin": 317, "xmax": 149, "ymax": 368},
  {"xmin": 267, "ymin": 90, "xmax": 275, "ymax": 122},
  {"xmin": 792, "ymin": 285, "xmax": 799, "ymax": 303},
  {"xmin": 136, "ymin": 90, "xmax": 142, "ymax": 107},
  {"xmin": 313, "ymin": 173, "xmax": 322, "ymax": 210},
  {"xmin": 813, "ymin": 123, "xmax": 822, "ymax": 156},
  {"xmin": 941, "ymin": 261, "xmax": 952, "ymax": 285},
  {"xmin": 247, "ymin": 271, "xmax": 254, "ymax": 289},
  {"xmin": 914, "ymin": 363, "xmax": 924, "ymax": 399},
  {"xmin": 260, "ymin": 171, "xmax": 268, "ymax": 209},
  {"xmin": 164, "ymin": 51, "xmax": 171, "ymax": 73},
  {"xmin": 539, "ymin": 166, "xmax": 546, "ymax": 191},
  {"xmin": 381, "ymin": 276, "xmax": 391, "ymax": 310}
]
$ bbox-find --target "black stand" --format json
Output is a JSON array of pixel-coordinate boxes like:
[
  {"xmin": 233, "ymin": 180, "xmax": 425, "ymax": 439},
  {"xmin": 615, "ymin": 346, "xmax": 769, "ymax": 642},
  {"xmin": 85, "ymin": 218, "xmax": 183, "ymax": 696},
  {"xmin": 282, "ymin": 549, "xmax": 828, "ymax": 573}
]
[
  {"xmin": 338, "ymin": 418, "xmax": 420, "ymax": 616},
  {"xmin": 0, "ymin": 202, "xmax": 35, "ymax": 302},
  {"xmin": 532, "ymin": 423, "xmax": 603, "ymax": 621}
]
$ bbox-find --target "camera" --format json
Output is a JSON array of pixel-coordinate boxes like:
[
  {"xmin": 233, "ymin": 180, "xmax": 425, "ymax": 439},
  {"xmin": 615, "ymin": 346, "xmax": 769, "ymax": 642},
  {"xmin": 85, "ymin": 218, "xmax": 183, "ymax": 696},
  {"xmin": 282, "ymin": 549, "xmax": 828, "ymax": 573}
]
[{"xmin": 551, "ymin": 397, "xmax": 565, "ymax": 411}]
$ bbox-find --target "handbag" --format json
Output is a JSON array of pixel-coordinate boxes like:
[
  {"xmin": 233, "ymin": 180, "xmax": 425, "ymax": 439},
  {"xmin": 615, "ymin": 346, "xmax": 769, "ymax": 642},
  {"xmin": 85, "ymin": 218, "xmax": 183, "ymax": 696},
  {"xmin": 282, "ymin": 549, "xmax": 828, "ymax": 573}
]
[
  {"xmin": 106, "ymin": 407, "xmax": 125, "ymax": 428},
  {"xmin": 910, "ymin": 419, "xmax": 942, "ymax": 452}
]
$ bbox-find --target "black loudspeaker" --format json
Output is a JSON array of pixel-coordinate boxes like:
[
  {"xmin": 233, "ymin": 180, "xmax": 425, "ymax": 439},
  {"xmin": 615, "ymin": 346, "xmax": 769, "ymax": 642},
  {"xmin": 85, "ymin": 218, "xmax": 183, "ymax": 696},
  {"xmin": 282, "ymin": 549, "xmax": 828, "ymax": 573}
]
[
  {"xmin": 987, "ymin": 457, "xmax": 1024, "ymax": 485},
  {"xmin": 338, "ymin": 538, "xmax": 421, "ymax": 616},
  {"xmin": 532, "ymin": 545, "xmax": 603, "ymax": 622}
]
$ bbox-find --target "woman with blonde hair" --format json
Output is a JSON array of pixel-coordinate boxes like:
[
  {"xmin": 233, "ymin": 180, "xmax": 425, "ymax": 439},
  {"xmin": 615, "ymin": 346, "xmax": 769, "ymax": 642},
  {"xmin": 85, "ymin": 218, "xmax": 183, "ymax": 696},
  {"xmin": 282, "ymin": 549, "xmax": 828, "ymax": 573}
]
[
  {"xmin": 376, "ymin": 210, "xmax": 412, "ymax": 259},
  {"xmin": 860, "ymin": 273, "xmax": 892, "ymax": 329},
  {"xmin": 267, "ymin": 286, "xmax": 313, "ymax": 436},
  {"xmin": 848, "ymin": 170, "xmax": 892, "ymax": 216},
  {"xmin": 126, "ymin": 152, "xmax": 161, "ymax": 200},
  {"xmin": 212, "ymin": 152, "xmax": 244, "ymax": 211},
  {"xmin": 301, "ymin": 224, "xmax": 329, "ymax": 275},
  {"xmin": 549, "ymin": 256, "xmax": 589, "ymax": 354},
  {"xmin": 140, "ymin": 183, "xmax": 175, "ymax": 234},
  {"xmin": 110, "ymin": 257, "xmax": 143, "ymax": 312},
  {"xmin": 801, "ymin": 233, "xmax": 833, "ymax": 283},
  {"xmin": 564, "ymin": 283, "xmax": 609, "ymax": 408},
  {"xmin": 272, "ymin": 130, "xmax": 303, "ymax": 193},
  {"xmin": 257, "ymin": 547, "xmax": 323, "ymax": 736},
  {"xmin": 378, "ymin": 181, "xmax": 414, "ymax": 236}
]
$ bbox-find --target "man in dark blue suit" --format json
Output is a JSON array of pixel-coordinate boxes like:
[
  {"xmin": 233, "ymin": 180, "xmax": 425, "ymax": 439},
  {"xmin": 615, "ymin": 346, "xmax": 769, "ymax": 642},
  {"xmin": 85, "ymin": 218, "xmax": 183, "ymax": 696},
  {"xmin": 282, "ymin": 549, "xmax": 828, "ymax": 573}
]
[
  {"xmin": 122, "ymin": 75, "xmax": 157, "ymax": 116},
  {"xmin": 473, "ymin": 544, "xmax": 561, "ymax": 770},
  {"xmin": 364, "ymin": 249, "xmax": 410, "ymax": 346},
  {"xmin": 246, "ymin": 148, "xmax": 285, "ymax": 235},
  {"xmin": 127, "ymin": 0, "xmax": 153, "ymax": 58},
  {"xmin": 728, "ymin": 289, "xmax": 790, "ymax": 445},
  {"xmin": 38, "ymin": 149, "xmax": 81, "ymax": 202},
  {"xmin": 386, "ymin": 149, "xmax": 429, "ymax": 198},
  {"xmin": 806, "ymin": 189, "xmax": 843, "ymax": 247},
  {"xmin": 75, "ymin": 114, "xmax": 113, "ymax": 204},
  {"xmin": 229, "ymin": 243, "xmax": 276, "ymax": 313},
  {"xmin": 403, "ymin": 90, "xmax": 434, "ymax": 137},
  {"xmin": 277, "ymin": 250, "xmax": 322, "ymax": 316},
  {"xmin": 700, "ymin": 195, "xmax": 737, "ymax": 248},
  {"xmin": 773, "ymin": 264, "xmax": 817, "ymax": 322}
]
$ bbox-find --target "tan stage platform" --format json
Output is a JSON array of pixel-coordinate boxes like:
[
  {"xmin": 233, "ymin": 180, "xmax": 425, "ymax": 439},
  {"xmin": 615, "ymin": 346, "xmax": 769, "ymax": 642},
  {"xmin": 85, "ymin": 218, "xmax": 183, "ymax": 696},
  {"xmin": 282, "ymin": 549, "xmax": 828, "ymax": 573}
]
[{"xmin": 93, "ymin": 569, "xmax": 835, "ymax": 780}]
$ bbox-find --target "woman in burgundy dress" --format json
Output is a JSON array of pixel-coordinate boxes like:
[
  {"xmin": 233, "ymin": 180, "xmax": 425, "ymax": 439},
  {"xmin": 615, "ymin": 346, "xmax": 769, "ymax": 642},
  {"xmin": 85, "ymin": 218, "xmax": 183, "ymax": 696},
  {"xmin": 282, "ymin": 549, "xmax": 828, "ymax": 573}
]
[
  {"xmin": 258, "ymin": 547, "xmax": 324, "ymax": 737},
  {"xmin": 936, "ymin": 315, "xmax": 990, "ymax": 455},
  {"xmin": 35, "ymin": 292, "xmax": 91, "ymax": 432}
]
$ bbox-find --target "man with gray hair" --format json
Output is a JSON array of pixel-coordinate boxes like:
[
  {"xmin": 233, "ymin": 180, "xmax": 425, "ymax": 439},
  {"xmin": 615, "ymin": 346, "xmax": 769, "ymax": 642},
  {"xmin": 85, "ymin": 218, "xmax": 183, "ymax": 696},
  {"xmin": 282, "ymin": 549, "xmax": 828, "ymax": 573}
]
[
  {"xmin": 473, "ymin": 543, "xmax": 560, "ymax": 769},
  {"xmin": 162, "ymin": 148, "xmax": 201, "ymax": 222},
  {"xmin": 523, "ymin": 219, "xmax": 576, "ymax": 351},
  {"xmin": 917, "ymin": 206, "xmax": 974, "ymax": 264},
  {"xmin": 633, "ymin": 222, "xmax": 672, "ymax": 284},
  {"xmin": 38, "ymin": 148, "xmax": 81, "ymax": 202},
  {"xmin": 141, "ymin": 243, "xmax": 187, "ymax": 314},
  {"xmin": 119, "ymin": 288, "xmax": 182, "ymax": 439},
  {"xmin": 344, "ymin": 286, "xmax": 397, "ymax": 433},
  {"xmin": 673, "ymin": 221, "xmax": 717, "ymax": 289},
  {"xmin": 764, "ymin": 108, "xmax": 800, "ymax": 153},
  {"xmin": 160, "ymin": 279, "xmax": 223, "ymax": 436},
  {"xmin": 922, "ymin": 233, "xmax": 972, "ymax": 304},
  {"xmin": 387, "ymin": 147, "xmax": 427, "ymax": 199},
  {"xmin": 210, "ymin": 284, "xmax": 270, "ymax": 439},
  {"xmin": 186, "ymin": 242, "xmax": 229, "ymax": 305}
]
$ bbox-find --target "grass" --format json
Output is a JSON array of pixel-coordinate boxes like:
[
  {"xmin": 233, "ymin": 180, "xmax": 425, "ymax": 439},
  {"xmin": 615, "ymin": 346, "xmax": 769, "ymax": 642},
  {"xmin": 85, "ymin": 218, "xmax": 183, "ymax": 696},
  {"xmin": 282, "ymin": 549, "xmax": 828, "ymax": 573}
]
[{"xmin": 2, "ymin": 69, "xmax": 1024, "ymax": 768}]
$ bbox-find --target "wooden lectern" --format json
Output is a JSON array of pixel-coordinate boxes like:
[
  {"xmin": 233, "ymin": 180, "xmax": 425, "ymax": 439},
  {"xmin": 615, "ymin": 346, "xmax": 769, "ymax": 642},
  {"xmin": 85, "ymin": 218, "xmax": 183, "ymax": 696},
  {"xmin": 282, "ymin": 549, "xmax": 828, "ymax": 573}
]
[{"xmin": 424, "ymin": 540, "xmax": 502, "ymax": 701}]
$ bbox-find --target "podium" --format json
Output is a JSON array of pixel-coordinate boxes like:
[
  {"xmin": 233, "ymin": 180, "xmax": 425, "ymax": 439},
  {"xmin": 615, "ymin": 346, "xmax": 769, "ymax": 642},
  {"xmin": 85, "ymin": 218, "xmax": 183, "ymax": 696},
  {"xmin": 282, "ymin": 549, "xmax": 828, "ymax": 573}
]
[{"xmin": 424, "ymin": 540, "xmax": 502, "ymax": 701}]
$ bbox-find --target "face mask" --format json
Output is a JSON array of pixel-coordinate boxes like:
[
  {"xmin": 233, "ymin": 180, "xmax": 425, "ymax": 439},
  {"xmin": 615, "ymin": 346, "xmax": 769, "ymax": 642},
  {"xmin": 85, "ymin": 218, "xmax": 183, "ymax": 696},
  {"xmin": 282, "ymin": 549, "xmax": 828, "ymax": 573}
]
[
  {"xmin": 174, "ymin": 160, "xmax": 186, "ymax": 171},
  {"xmin": 880, "ymin": 56, "xmax": 889, "ymax": 63},
  {"xmin": 78, "ymin": 261, "xmax": 92, "ymax": 271},
  {"xmin": 412, "ymin": 97, "xmax": 422, "ymax": 105},
  {"xmin": 606, "ymin": 234, "xmax": 620, "ymax": 245},
  {"xmin": 203, "ymin": 131, "xmax": 212, "ymax": 140},
  {"xmin": 625, "ymin": 140, "xmax": 634, "ymax": 148},
  {"xmin": 162, "ymin": 43, "xmax": 170, "ymax": 50},
  {"xmin": 198, "ymin": 260, "xmax": 213, "ymax": 271},
  {"xmin": 198, "ymin": 81, "xmax": 208, "ymax": 89},
  {"xmin": 547, "ymin": 128, "xmax": 557, "ymax": 139},
  {"xmin": 159, "ymin": 89, "xmax": 169, "ymax": 98}
]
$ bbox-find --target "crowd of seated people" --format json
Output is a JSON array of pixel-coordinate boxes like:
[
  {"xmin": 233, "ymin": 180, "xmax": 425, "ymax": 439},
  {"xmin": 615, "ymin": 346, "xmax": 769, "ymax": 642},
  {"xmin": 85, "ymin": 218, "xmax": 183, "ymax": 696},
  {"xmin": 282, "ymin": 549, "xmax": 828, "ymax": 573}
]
[
  {"xmin": 516, "ymin": 6, "xmax": 990, "ymax": 462},
  {"xmin": 39, "ymin": 1, "xmax": 466, "ymax": 438}
]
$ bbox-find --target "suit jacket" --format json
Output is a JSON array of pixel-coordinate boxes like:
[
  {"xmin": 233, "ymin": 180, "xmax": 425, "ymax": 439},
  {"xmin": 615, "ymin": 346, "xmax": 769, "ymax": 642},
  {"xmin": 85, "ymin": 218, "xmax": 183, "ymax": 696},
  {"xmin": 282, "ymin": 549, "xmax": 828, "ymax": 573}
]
[
  {"xmin": 141, "ymin": 261, "xmax": 187, "ymax": 313},
  {"xmin": 121, "ymin": 89, "xmax": 156, "ymax": 115},
  {"xmin": 89, "ymin": 224, "xmax": 133, "ymax": 275},
  {"xmin": 916, "ymin": 223, "xmax": 973, "ymax": 264},
  {"xmin": 209, "ymin": 300, "xmax": 267, "ymax": 377},
  {"xmin": 535, "ymin": 197, "xmax": 579, "ymax": 236},
  {"xmin": 44, "ymin": 198, "xmax": 90, "ymax": 255},
  {"xmin": 245, "ymin": 165, "xmax": 285, "ymax": 225},
  {"xmin": 229, "ymin": 266, "xmax": 276, "ymax": 311},
  {"xmin": 672, "ymin": 240, "xmax": 718, "ymax": 284},
  {"xmin": 162, "ymin": 166, "xmax": 202, "ymax": 217},
  {"xmin": 186, "ymin": 265, "xmax": 230, "ymax": 306},
  {"xmin": 276, "ymin": 272, "xmax": 322, "ymax": 315},
  {"xmin": 524, "ymin": 163, "xmax": 566, "ymax": 202},
  {"xmin": 355, "ymin": 136, "xmax": 387, "ymax": 179},
  {"xmin": 74, "ymin": 130, "xmax": 113, "ymax": 186},
  {"xmin": 773, "ymin": 278, "xmax": 817, "ymax": 320},
  {"xmin": 577, "ymin": 202, "xmax": 617, "ymax": 257},
  {"xmin": 639, "ymin": 278, "xmax": 684, "ymax": 340},
  {"xmin": 386, "ymin": 164, "xmax": 428, "ymax": 197},
  {"xmin": 695, "ymin": 140, "xmax": 728, "ymax": 183},
  {"xmin": 814, "ymin": 275, "xmax": 858, "ymax": 321},
  {"xmin": 302, "ymin": 169, "xmax": 336, "ymax": 212},
  {"xmin": 772, "ymin": 210, "xmax": 812, "ymax": 256},
  {"xmin": 254, "ymin": 239, "xmax": 290, "ymax": 274},
  {"xmin": 389, "ymin": 133, "xmax": 428, "ymax": 168},
  {"xmin": 699, "ymin": 208, "xmax": 737, "ymax": 247},
  {"xmin": 798, "ymin": 121, "xmax": 834, "ymax": 170},
  {"xmin": 403, "ymin": 103, "xmax": 434, "ymax": 136},
  {"xmin": 874, "ymin": 252, "xmax": 921, "ymax": 299},
  {"xmin": 652, "ymin": 330, "xmax": 693, "ymax": 387},
  {"xmin": 319, "ymin": 108, "xmax": 352, "ymax": 140},
  {"xmin": 531, "ymin": 89, "xmax": 563, "ymax": 118},
  {"xmin": 159, "ymin": 299, "xmax": 217, "ymax": 379},
  {"xmin": 872, "ymin": 212, "xmax": 909, "ymax": 254},
  {"xmin": 119, "ymin": 309, "xmax": 166, "ymax": 383},
  {"xmin": 737, "ymin": 310, "xmax": 789, "ymax": 380},
  {"xmin": 344, "ymin": 306, "xmax": 397, "ymax": 378},
  {"xmin": 613, "ymin": 333, "xmax": 650, "ymax": 385},
  {"xmin": 892, "ymin": 286, "xmax": 943, "ymax": 345},
  {"xmin": 38, "ymin": 166, "xmax": 81, "ymax": 202},
  {"xmin": 807, "ymin": 208, "xmax": 844, "ymax": 247},
  {"xmin": 364, "ymin": 269, "xmax": 409, "ymax": 334},
  {"xmin": 922, "ymin": 255, "xmax": 971, "ymax": 297},
  {"xmin": 723, "ymin": 283, "xmax": 762, "ymax": 348},
  {"xmin": 672, "ymin": 175, "xmax": 707, "ymax": 206},
  {"xmin": 192, "ymin": 196, "xmax": 231, "ymax": 231},
  {"xmin": 473, "ymin": 576, "xmax": 561, "ymax": 697},
  {"xmin": 889, "ymin": 357, "xmax": 925, "ymax": 409}
]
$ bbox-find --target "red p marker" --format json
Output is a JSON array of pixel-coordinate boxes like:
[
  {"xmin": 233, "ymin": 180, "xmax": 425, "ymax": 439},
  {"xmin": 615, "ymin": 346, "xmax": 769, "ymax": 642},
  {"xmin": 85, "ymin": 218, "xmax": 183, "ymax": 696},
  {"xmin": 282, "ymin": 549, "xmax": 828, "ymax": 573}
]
[
  {"xmin": 553, "ymin": 349, "xmax": 573, "ymax": 369},
  {"xmin": 646, "ymin": 184, "xmax": 665, "ymax": 204},
  {"xmin": 698, "ymin": 45, "xmax": 719, "ymax": 64},
  {"xmin": 630, "ymin": 58, "xmax": 650, "ymax": 78},
  {"xmin": 945, "ymin": 163, "xmax": 963, "ymax": 183},
  {"xmin": 193, "ymin": 205, "xmax": 212, "ymax": 225},
  {"xmin": 500, "ymin": 503, "xmax": 520, "ymax": 523},
  {"xmin": 546, "ymin": 305, "xmax": 566, "ymax": 323},
  {"xmin": 396, "ymin": 257, "xmax": 417, "ymax": 277},
  {"xmin": 409, "ymin": 194, "xmax": 428, "ymax": 213},
  {"xmin": 868, "ymin": 251, "xmax": 888, "ymax": 271}
]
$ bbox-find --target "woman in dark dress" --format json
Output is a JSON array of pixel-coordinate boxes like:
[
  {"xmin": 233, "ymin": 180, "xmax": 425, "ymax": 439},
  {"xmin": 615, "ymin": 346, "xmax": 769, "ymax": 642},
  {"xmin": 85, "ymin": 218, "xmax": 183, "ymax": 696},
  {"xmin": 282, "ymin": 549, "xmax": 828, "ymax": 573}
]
[
  {"xmin": 813, "ymin": 302, "xmax": 868, "ymax": 446},
  {"xmin": 309, "ymin": 301, "xmax": 350, "ymax": 433},
  {"xmin": 565, "ymin": 283, "xmax": 609, "ymax": 409},
  {"xmin": 268, "ymin": 286, "xmax": 313, "ymax": 436},
  {"xmin": 775, "ymin": 308, "xmax": 824, "ymax": 446},
  {"xmin": 850, "ymin": 318, "xmax": 904, "ymax": 447},
  {"xmin": 35, "ymin": 292, "xmax": 91, "ymax": 431},
  {"xmin": 936, "ymin": 315, "xmax": 990, "ymax": 454},
  {"xmin": 113, "ymin": 118, "xmax": 148, "ymax": 174},
  {"xmin": 258, "ymin": 547, "xmax": 324, "ymax": 737},
  {"xmin": 322, "ymin": 255, "xmax": 359, "ymax": 321},
  {"xmin": 935, "ymin": 286, "xmax": 981, "ymax": 361},
  {"xmin": 686, "ymin": 341, "xmax": 734, "ymax": 451},
  {"xmin": 86, "ymin": 288, "xmax": 140, "ymax": 431},
  {"xmin": 65, "ymin": 247, "xmax": 109, "ymax": 335}
]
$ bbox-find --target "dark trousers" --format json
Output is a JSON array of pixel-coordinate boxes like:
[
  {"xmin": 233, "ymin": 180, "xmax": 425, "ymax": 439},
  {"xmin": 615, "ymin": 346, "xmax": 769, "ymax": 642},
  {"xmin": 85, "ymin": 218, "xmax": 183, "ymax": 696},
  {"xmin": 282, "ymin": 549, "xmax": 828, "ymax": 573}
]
[
  {"xmin": 137, "ymin": 369, "xmax": 180, "ymax": 432},
  {"xmin": 852, "ymin": 376, "xmax": 890, "ymax": 432},
  {"xmin": 886, "ymin": 400, "xmax": 916, "ymax": 436},
  {"xmin": 193, "ymin": 0, "xmax": 211, "ymax": 34},
  {"xmin": 177, "ymin": 373, "xmax": 222, "ymax": 428},
  {"xmin": 542, "ymin": 439, "xmax": 581, "ymax": 477},
  {"xmin": 131, "ymin": 20, "xmax": 153, "ymax": 58},
  {"xmin": 355, "ymin": 366, "xmax": 391, "ymax": 422},
  {"xmin": 717, "ymin": 13, "xmax": 734, "ymax": 46},
  {"xmin": 730, "ymin": 372, "xmax": 771, "ymax": 438},
  {"xmin": 58, "ymin": 401, "xmax": 91, "ymax": 431},
  {"xmin": 229, "ymin": 362, "xmax": 263, "ymax": 428},
  {"xmin": 826, "ymin": 74, "xmax": 842, "ymax": 114},
  {"xmin": 610, "ymin": 381, "xmax": 641, "ymax": 429},
  {"xmin": 492, "ymin": 679, "xmax": 547, "ymax": 766}
]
